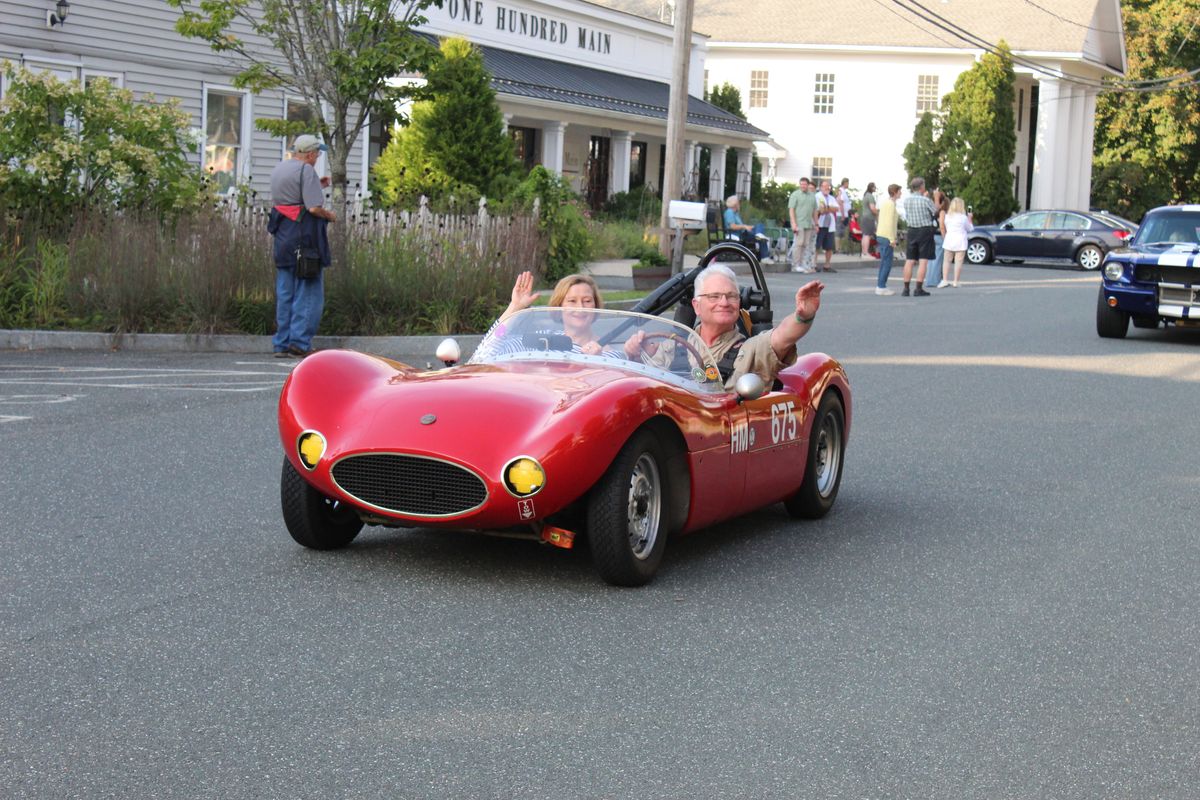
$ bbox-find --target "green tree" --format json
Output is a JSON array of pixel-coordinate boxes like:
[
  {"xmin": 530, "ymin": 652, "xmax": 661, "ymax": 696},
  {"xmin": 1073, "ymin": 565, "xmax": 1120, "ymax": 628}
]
[
  {"xmin": 903, "ymin": 111, "xmax": 944, "ymax": 190},
  {"xmin": 166, "ymin": 0, "xmax": 443, "ymax": 215},
  {"xmin": 0, "ymin": 64, "xmax": 208, "ymax": 223},
  {"xmin": 701, "ymin": 82, "xmax": 762, "ymax": 199},
  {"xmin": 372, "ymin": 37, "xmax": 521, "ymax": 205},
  {"xmin": 940, "ymin": 43, "xmax": 1018, "ymax": 222},
  {"xmin": 1093, "ymin": 0, "xmax": 1200, "ymax": 219}
]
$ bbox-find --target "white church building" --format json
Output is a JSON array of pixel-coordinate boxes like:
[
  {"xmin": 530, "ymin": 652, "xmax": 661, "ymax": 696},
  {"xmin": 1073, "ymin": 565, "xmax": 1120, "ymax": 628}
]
[{"xmin": 592, "ymin": 0, "xmax": 1127, "ymax": 211}]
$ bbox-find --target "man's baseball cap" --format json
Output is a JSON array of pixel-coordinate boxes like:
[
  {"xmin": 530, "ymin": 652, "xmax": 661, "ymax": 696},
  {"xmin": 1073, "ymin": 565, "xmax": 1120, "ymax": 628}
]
[{"xmin": 293, "ymin": 134, "xmax": 327, "ymax": 154}]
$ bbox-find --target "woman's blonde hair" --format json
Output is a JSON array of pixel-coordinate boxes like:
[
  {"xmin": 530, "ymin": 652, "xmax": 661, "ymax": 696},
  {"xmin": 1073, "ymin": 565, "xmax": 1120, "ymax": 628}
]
[
  {"xmin": 949, "ymin": 196, "xmax": 967, "ymax": 215},
  {"xmin": 547, "ymin": 274, "xmax": 604, "ymax": 308}
]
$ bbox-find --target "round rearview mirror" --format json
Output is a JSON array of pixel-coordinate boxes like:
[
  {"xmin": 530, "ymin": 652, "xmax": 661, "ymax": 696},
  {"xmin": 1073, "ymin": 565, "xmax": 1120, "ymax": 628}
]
[
  {"xmin": 734, "ymin": 373, "xmax": 766, "ymax": 401},
  {"xmin": 436, "ymin": 338, "xmax": 461, "ymax": 366}
]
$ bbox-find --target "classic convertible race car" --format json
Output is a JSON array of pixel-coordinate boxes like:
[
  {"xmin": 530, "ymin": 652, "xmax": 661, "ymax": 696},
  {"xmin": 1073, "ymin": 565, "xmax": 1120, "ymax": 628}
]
[{"xmin": 278, "ymin": 245, "xmax": 851, "ymax": 585}]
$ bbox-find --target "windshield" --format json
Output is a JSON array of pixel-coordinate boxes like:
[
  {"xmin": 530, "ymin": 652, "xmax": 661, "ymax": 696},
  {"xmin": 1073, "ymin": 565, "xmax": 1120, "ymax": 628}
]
[
  {"xmin": 1133, "ymin": 212, "xmax": 1200, "ymax": 247},
  {"xmin": 469, "ymin": 308, "xmax": 725, "ymax": 393}
]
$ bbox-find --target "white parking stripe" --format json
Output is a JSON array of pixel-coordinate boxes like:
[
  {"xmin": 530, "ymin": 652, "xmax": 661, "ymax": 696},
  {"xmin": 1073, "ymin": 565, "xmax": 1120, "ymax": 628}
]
[{"xmin": 0, "ymin": 364, "xmax": 289, "ymax": 393}]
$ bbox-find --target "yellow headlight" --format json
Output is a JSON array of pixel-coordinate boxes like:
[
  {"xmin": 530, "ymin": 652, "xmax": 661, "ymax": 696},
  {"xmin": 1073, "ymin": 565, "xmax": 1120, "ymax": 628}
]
[
  {"xmin": 297, "ymin": 431, "xmax": 326, "ymax": 470},
  {"xmin": 504, "ymin": 457, "xmax": 545, "ymax": 497}
]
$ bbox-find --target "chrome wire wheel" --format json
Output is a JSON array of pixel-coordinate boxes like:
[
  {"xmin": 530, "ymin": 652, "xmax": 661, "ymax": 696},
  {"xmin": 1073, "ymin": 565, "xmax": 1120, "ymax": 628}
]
[
  {"xmin": 625, "ymin": 453, "xmax": 662, "ymax": 560},
  {"xmin": 812, "ymin": 412, "xmax": 843, "ymax": 499}
]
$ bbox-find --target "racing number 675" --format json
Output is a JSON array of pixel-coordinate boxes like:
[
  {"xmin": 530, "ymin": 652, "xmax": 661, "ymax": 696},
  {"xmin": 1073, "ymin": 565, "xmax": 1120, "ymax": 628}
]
[{"xmin": 770, "ymin": 400, "xmax": 797, "ymax": 444}]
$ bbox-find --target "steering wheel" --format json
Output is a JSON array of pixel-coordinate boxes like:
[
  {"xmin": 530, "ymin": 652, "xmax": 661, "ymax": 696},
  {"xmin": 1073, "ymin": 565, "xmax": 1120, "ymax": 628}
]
[{"xmin": 636, "ymin": 333, "xmax": 713, "ymax": 380}]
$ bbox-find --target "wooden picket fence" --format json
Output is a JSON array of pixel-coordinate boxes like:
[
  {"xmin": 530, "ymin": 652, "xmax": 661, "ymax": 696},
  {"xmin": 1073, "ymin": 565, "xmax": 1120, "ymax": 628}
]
[{"xmin": 215, "ymin": 194, "xmax": 543, "ymax": 266}]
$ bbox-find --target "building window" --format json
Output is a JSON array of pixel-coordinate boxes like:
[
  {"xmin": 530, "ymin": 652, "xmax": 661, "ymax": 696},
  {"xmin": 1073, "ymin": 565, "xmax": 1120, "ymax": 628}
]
[
  {"xmin": 811, "ymin": 157, "xmax": 833, "ymax": 184},
  {"xmin": 750, "ymin": 70, "xmax": 769, "ymax": 108},
  {"xmin": 285, "ymin": 98, "xmax": 318, "ymax": 153},
  {"xmin": 83, "ymin": 71, "xmax": 124, "ymax": 90},
  {"xmin": 916, "ymin": 74, "xmax": 939, "ymax": 115},
  {"xmin": 813, "ymin": 73, "xmax": 834, "ymax": 114},
  {"xmin": 204, "ymin": 88, "xmax": 245, "ymax": 194},
  {"xmin": 630, "ymin": 140, "xmax": 648, "ymax": 188},
  {"xmin": 510, "ymin": 126, "xmax": 539, "ymax": 171}
]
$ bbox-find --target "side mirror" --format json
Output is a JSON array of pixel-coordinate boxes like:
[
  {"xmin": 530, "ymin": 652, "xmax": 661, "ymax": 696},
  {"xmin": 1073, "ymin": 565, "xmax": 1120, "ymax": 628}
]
[
  {"xmin": 436, "ymin": 338, "xmax": 461, "ymax": 367},
  {"xmin": 734, "ymin": 373, "xmax": 766, "ymax": 402}
]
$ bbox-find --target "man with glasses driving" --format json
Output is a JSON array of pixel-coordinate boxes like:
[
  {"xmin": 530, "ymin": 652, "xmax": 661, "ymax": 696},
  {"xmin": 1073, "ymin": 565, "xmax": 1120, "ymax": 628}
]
[{"xmin": 628, "ymin": 264, "xmax": 824, "ymax": 389}]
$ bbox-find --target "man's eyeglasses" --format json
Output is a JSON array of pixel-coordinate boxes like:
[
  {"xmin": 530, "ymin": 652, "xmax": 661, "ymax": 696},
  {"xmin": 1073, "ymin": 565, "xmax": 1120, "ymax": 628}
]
[{"xmin": 696, "ymin": 292, "xmax": 740, "ymax": 304}]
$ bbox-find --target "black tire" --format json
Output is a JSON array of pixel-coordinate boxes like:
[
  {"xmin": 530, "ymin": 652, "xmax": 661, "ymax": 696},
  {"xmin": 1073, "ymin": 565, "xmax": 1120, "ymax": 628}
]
[
  {"xmin": 1095, "ymin": 287, "xmax": 1129, "ymax": 339},
  {"xmin": 1131, "ymin": 314, "xmax": 1160, "ymax": 330},
  {"xmin": 280, "ymin": 458, "xmax": 363, "ymax": 549},
  {"xmin": 1076, "ymin": 244, "xmax": 1104, "ymax": 271},
  {"xmin": 586, "ymin": 429, "xmax": 670, "ymax": 587},
  {"xmin": 785, "ymin": 393, "xmax": 846, "ymax": 520},
  {"xmin": 966, "ymin": 239, "xmax": 992, "ymax": 265}
]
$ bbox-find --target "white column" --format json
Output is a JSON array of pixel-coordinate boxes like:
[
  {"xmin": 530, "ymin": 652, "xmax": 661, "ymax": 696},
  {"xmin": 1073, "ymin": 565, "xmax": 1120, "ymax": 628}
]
[
  {"xmin": 611, "ymin": 130, "xmax": 633, "ymax": 197},
  {"xmin": 711, "ymin": 144, "xmax": 728, "ymax": 202},
  {"xmin": 1030, "ymin": 78, "xmax": 1061, "ymax": 210},
  {"xmin": 541, "ymin": 121, "xmax": 566, "ymax": 176},
  {"xmin": 1063, "ymin": 85, "xmax": 1085, "ymax": 209},
  {"xmin": 1077, "ymin": 89, "xmax": 1098, "ymax": 210},
  {"xmin": 502, "ymin": 113, "xmax": 512, "ymax": 134},
  {"xmin": 735, "ymin": 148, "xmax": 753, "ymax": 200}
]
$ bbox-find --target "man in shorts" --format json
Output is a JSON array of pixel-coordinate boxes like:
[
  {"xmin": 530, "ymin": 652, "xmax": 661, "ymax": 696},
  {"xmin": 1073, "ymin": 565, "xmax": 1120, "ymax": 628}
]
[{"xmin": 900, "ymin": 176, "xmax": 936, "ymax": 297}]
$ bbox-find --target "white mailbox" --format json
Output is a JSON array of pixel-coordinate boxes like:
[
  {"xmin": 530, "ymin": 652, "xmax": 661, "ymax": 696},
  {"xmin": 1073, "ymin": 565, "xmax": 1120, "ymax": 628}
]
[{"xmin": 667, "ymin": 200, "xmax": 707, "ymax": 227}]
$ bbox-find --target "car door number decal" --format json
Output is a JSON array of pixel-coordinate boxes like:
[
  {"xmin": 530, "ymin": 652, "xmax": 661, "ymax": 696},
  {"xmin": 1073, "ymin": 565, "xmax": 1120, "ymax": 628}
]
[{"xmin": 770, "ymin": 401, "xmax": 797, "ymax": 444}]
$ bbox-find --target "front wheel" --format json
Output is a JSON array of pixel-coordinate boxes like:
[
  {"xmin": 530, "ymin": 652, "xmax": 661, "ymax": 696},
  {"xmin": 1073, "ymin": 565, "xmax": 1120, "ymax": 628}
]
[
  {"xmin": 785, "ymin": 393, "xmax": 846, "ymax": 519},
  {"xmin": 1095, "ymin": 287, "xmax": 1129, "ymax": 339},
  {"xmin": 281, "ymin": 458, "xmax": 363, "ymax": 549},
  {"xmin": 1076, "ymin": 244, "xmax": 1104, "ymax": 270},
  {"xmin": 966, "ymin": 240, "xmax": 992, "ymax": 265},
  {"xmin": 587, "ymin": 429, "xmax": 670, "ymax": 586}
]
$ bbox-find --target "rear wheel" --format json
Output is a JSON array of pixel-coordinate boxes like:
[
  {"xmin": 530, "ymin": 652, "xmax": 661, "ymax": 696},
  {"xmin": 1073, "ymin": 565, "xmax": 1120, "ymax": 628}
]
[
  {"xmin": 785, "ymin": 393, "xmax": 846, "ymax": 519},
  {"xmin": 966, "ymin": 240, "xmax": 992, "ymax": 265},
  {"xmin": 1095, "ymin": 287, "xmax": 1129, "ymax": 339},
  {"xmin": 1076, "ymin": 244, "xmax": 1104, "ymax": 270},
  {"xmin": 281, "ymin": 458, "xmax": 363, "ymax": 549},
  {"xmin": 587, "ymin": 430, "xmax": 669, "ymax": 586}
]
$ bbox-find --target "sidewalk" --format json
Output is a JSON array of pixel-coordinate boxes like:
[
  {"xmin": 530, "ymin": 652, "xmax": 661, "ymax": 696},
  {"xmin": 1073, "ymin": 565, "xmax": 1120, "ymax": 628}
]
[{"xmin": 0, "ymin": 252, "xmax": 883, "ymax": 360}]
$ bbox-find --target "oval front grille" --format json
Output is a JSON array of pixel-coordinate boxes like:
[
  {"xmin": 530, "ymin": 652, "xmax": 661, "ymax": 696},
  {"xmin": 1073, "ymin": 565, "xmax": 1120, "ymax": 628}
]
[{"xmin": 331, "ymin": 454, "xmax": 488, "ymax": 517}]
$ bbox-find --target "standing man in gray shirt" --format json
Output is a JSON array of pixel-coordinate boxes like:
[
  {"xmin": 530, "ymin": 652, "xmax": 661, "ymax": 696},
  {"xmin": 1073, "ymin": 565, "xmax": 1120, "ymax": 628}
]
[
  {"xmin": 900, "ymin": 176, "xmax": 936, "ymax": 297},
  {"xmin": 267, "ymin": 134, "xmax": 336, "ymax": 357}
]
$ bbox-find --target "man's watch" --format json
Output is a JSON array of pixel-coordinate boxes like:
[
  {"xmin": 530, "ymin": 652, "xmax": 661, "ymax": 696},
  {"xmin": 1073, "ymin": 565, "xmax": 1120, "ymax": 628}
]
[{"xmin": 795, "ymin": 312, "xmax": 816, "ymax": 324}]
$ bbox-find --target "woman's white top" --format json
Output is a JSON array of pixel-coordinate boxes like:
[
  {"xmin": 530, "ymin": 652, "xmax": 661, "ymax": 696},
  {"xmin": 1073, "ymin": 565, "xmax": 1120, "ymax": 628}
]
[{"xmin": 943, "ymin": 212, "xmax": 974, "ymax": 251}]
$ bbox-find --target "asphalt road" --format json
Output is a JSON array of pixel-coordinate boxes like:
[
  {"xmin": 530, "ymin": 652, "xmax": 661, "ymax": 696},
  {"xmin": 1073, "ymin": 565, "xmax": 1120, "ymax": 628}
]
[{"xmin": 3, "ymin": 261, "xmax": 1199, "ymax": 799}]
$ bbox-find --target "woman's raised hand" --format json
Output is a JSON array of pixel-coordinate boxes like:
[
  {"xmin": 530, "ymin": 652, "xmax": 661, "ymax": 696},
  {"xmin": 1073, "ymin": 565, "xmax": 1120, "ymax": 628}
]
[{"xmin": 499, "ymin": 271, "xmax": 541, "ymax": 322}]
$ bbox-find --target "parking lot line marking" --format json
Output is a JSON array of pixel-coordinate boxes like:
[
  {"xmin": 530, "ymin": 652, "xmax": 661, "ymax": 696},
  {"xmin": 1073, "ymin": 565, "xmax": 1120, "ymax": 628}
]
[
  {"xmin": 0, "ymin": 414, "xmax": 31, "ymax": 423},
  {"xmin": 0, "ymin": 364, "xmax": 288, "ymax": 393}
]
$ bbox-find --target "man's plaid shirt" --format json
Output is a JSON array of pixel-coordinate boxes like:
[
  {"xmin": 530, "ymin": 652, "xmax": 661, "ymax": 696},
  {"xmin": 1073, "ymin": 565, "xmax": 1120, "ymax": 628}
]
[{"xmin": 902, "ymin": 193, "xmax": 937, "ymax": 228}]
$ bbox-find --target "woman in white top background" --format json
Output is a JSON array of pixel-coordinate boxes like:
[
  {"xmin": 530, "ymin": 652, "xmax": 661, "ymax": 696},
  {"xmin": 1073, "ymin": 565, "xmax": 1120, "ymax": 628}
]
[{"xmin": 940, "ymin": 196, "xmax": 974, "ymax": 288}]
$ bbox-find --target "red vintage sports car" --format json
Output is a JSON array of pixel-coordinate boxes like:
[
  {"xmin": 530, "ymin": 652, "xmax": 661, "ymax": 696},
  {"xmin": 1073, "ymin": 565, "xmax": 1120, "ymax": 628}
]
[{"xmin": 278, "ymin": 255, "xmax": 851, "ymax": 586}]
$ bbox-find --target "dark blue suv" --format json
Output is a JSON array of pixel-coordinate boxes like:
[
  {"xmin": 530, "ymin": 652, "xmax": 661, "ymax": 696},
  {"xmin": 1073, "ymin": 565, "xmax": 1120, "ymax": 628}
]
[{"xmin": 1097, "ymin": 205, "xmax": 1200, "ymax": 338}]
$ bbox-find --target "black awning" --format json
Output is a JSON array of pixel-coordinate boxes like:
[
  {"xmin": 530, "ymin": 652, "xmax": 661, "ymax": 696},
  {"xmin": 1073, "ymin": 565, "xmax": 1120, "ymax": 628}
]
[{"xmin": 477, "ymin": 43, "xmax": 768, "ymax": 138}]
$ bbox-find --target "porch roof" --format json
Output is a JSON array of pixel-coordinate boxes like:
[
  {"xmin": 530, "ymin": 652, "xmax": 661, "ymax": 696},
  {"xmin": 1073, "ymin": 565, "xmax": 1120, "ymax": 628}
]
[{"xmin": 477, "ymin": 43, "xmax": 769, "ymax": 139}]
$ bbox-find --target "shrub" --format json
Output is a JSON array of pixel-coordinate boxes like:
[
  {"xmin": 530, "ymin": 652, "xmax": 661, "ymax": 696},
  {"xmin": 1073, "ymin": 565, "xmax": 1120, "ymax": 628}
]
[
  {"xmin": 508, "ymin": 166, "xmax": 592, "ymax": 282},
  {"xmin": 600, "ymin": 185, "xmax": 662, "ymax": 223},
  {"xmin": 0, "ymin": 63, "xmax": 211, "ymax": 225}
]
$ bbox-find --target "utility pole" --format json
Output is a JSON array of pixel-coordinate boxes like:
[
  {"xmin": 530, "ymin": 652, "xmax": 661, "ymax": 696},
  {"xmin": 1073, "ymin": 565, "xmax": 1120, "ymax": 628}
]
[{"xmin": 659, "ymin": 0, "xmax": 694, "ymax": 274}]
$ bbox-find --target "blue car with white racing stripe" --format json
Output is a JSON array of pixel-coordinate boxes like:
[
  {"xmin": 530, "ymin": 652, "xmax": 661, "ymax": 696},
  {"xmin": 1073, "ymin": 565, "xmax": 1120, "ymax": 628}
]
[{"xmin": 1097, "ymin": 204, "xmax": 1200, "ymax": 338}]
